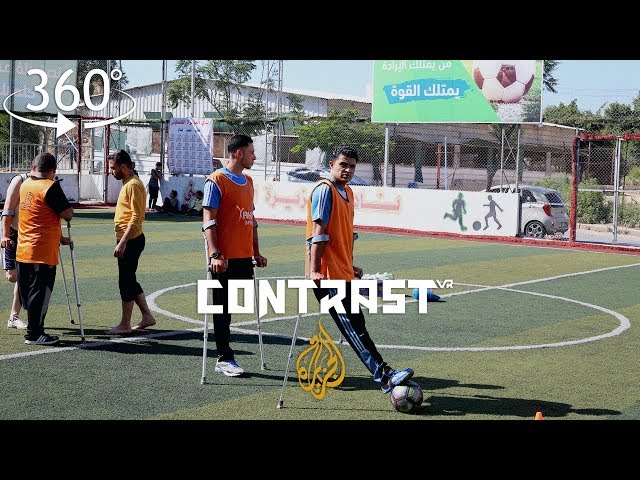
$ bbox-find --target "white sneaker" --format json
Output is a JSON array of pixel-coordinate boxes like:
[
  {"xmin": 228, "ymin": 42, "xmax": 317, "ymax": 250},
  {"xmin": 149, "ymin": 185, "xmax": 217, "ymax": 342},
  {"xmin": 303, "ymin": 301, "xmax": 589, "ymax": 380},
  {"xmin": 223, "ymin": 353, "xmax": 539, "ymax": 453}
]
[
  {"xmin": 214, "ymin": 359, "xmax": 244, "ymax": 377},
  {"xmin": 7, "ymin": 315, "xmax": 26, "ymax": 329}
]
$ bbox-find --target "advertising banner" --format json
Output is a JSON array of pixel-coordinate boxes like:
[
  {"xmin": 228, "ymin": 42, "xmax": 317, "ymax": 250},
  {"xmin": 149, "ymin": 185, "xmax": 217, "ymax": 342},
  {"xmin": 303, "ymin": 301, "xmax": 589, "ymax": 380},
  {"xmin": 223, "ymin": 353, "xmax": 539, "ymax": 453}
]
[
  {"xmin": 167, "ymin": 118, "xmax": 214, "ymax": 175},
  {"xmin": 372, "ymin": 60, "xmax": 543, "ymax": 124}
]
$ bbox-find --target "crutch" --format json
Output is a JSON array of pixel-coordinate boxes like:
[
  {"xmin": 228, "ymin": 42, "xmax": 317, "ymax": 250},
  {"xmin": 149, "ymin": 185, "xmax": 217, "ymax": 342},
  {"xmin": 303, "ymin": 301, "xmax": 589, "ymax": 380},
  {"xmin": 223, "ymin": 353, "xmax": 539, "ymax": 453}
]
[
  {"xmin": 339, "ymin": 231, "xmax": 359, "ymax": 345},
  {"xmin": 277, "ymin": 238, "xmax": 312, "ymax": 409},
  {"xmin": 66, "ymin": 221, "xmax": 85, "ymax": 342},
  {"xmin": 58, "ymin": 247, "xmax": 75, "ymax": 325},
  {"xmin": 201, "ymin": 232, "xmax": 212, "ymax": 384},
  {"xmin": 252, "ymin": 258, "xmax": 267, "ymax": 370}
]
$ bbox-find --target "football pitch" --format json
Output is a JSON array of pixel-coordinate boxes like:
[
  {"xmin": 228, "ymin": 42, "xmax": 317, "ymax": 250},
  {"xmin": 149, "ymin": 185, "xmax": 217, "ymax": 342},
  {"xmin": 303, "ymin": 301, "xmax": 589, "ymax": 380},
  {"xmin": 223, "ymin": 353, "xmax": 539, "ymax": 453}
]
[{"xmin": 1, "ymin": 209, "xmax": 639, "ymax": 421}]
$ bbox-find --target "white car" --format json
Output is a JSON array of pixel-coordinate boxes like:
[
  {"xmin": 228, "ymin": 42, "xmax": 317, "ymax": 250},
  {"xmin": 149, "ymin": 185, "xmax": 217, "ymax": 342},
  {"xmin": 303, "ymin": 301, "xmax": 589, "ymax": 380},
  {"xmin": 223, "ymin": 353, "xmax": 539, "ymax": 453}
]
[{"xmin": 486, "ymin": 184, "xmax": 569, "ymax": 238}]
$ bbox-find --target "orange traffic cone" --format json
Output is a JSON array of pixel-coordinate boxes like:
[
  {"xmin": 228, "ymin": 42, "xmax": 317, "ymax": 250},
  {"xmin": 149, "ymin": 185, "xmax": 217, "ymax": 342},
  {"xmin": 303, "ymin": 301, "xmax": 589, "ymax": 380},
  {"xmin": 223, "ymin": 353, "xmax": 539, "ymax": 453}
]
[{"xmin": 534, "ymin": 411, "xmax": 544, "ymax": 420}]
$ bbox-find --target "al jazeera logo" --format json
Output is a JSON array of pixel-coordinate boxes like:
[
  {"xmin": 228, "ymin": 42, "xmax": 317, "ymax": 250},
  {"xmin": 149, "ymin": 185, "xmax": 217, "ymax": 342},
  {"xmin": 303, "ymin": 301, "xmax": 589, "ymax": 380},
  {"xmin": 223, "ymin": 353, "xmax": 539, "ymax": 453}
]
[{"xmin": 296, "ymin": 320, "xmax": 345, "ymax": 400}]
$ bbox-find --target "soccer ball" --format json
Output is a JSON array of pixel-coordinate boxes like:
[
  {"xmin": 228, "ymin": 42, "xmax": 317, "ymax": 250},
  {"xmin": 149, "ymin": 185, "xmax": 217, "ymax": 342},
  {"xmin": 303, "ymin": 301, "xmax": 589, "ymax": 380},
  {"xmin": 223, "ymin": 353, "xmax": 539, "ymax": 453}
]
[
  {"xmin": 472, "ymin": 60, "xmax": 535, "ymax": 103},
  {"xmin": 390, "ymin": 380, "xmax": 423, "ymax": 414}
]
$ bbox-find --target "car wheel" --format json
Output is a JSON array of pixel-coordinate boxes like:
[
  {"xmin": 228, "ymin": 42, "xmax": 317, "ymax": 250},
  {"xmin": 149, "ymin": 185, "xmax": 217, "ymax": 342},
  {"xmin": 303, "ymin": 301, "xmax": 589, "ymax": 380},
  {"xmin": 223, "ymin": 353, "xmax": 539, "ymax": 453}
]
[{"xmin": 524, "ymin": 220, "xmax": 546, "ymax": 238}]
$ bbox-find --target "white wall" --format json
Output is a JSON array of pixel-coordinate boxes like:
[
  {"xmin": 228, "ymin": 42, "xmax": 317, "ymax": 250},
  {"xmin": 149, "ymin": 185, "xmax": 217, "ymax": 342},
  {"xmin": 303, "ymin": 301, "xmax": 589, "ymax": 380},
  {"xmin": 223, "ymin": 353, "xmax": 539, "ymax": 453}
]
[
  {"xmin": 1, "ymin": 173, "xmax": 79, "ymax": 204},
  {"xmin": 147, "ymin": 176, "xmax": 520, "ymax": 237},
  {"xmin": 249, "ymin": 179, "xmax": 519, "ymax": 236}
]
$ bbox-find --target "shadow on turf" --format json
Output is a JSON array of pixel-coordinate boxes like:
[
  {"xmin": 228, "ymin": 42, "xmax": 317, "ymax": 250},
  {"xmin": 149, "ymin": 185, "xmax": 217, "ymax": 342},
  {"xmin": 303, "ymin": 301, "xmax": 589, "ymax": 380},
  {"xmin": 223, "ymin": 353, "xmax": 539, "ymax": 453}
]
[
  {"xmin": 27, "ymin": 327, "xmax": 626, "ymax": 419},
  {"xmin": 51, "ymin": 329, "xmax": 304, "ymax": 348},
  {"xmin": 74, "ymin": 210, "xmax": 202, "ymax": 223},
  {"xmin": 337, "ymin": 375, "xmax": 620, "ymax": 418},
  {"xmin": 46, "ymin": 329, "xmax": 310, "ymax": 382},
  {"xmin": 421, "ymin": 393, "xmax": 620, "ymax": 419},
  {"xmin": 337, "ymin": 375, "xmax": 504, "ymax": 394}
]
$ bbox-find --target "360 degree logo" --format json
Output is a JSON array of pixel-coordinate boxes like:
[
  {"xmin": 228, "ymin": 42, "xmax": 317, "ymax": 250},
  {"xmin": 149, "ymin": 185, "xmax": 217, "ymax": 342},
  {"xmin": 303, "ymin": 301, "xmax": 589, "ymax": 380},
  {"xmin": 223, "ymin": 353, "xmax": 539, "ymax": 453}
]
[{"xmin": 1, "ymin": 68, "xmax": 136, "ymax": 137}]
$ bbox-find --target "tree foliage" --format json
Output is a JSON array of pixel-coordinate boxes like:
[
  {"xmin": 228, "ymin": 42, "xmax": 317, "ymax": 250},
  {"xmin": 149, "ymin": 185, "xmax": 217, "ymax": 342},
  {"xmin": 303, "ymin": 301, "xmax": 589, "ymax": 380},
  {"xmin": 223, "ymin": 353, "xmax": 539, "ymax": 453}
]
[
  {"xmin": 76, "ymin": 60, "xmax": 128, "ymax": 97},
  {"xmin": 543, "ymin": 60, "xmax": 560, "ymax": 93},
  {"xmin": 291, "ymin": 109, "xmax": 385, "ymax": 167},
  {"xmin": 167, "ymin": 60, "xmax": 273, "ymax": 136},
  {"xmin": 1, "ymin": 61, "xmax": 128, "ymax": 146}
]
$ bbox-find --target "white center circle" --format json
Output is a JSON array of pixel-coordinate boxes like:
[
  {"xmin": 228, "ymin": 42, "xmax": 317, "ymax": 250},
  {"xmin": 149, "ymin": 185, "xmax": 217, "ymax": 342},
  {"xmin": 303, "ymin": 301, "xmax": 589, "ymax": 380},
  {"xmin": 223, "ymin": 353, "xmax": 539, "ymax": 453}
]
[{"xmin": 146, "ymin": 279, "xmax": 631, "ymax": 352}]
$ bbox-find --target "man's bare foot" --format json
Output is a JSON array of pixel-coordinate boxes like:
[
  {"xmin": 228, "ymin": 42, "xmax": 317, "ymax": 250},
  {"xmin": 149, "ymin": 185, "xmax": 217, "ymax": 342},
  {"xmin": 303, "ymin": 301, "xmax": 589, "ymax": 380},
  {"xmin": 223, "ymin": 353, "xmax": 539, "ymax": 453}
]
[
  {"xmin": 106, "ymin": 324, "xmax": 133, "ymax": 335},
  {"xmin": 131, "ymin": 314, "xmax": 156, "ymax": 331}
]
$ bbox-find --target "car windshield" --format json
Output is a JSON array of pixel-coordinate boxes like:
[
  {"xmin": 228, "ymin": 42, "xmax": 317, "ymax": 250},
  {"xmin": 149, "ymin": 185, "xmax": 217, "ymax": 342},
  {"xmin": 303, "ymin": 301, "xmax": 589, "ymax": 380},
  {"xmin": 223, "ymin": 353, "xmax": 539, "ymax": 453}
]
[
  {"xmin": 544, "ymin": 192, "xmax": 564, "ymax": 204},
  {"xmin": 288, "ymin": 167, "xmax": 368, "ymax": 186}
]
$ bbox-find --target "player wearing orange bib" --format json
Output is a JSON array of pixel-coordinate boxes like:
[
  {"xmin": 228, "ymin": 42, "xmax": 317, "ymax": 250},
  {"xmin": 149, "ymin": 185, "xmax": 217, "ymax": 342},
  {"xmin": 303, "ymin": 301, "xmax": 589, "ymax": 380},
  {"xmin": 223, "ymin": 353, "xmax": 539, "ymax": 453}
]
[
  {"xmin": 202, "ymin": 134, "xmax": 267, "ymax": 377},
  {"xmin": 16, "ymin": 153, "xmax": 73, "ymax": 346},
  {"xmin": 306, "ymin": 146, "xmax": 414, "ymax": 393}
]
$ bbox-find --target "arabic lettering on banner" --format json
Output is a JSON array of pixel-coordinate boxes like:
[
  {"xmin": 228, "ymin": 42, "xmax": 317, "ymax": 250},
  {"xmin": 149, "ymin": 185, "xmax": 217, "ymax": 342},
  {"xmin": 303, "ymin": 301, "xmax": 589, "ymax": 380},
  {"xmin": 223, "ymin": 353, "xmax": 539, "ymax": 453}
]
[
  {"xmin": 296, "ymin": 319, "xmax": 346, "ymax": 400},
  {"xmin": 353, "ymin": 190, "xmax": 401, "ymax": 212},
  {"xmin": 384, "ymin": 79, "xmax": 468, "ymax": 103},
  {"xmin": 372, "ymin": 60, "xmax": 543, "ymax": 124},
  {"xmin": 1, "ymin": 60, "xmax": 78, "ymax": 115},
  {"xmin": 381, "ymin": 60, "xmax": 454, "ymax": 72},
  {"xmin": 167, "ymin": 118, "xmax": 213, "ymax": 175},
  {"xmin": 264, "ymin": 183, "xmax": 308, "ymax": 209}
]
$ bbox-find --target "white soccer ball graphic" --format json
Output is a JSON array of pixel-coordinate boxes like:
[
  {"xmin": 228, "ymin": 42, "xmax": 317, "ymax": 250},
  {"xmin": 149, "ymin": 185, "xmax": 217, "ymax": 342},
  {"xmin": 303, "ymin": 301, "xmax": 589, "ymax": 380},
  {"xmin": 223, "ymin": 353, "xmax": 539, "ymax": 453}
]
[{"xmin": 472, "ymin": 60, "xmax": 536, "ymax": 103}]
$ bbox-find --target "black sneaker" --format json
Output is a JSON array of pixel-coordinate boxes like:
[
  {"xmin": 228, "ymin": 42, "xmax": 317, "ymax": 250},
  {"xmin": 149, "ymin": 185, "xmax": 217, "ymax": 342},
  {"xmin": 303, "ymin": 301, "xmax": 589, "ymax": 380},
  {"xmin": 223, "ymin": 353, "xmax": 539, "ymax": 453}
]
[{"xmin": 24, "ymin": 334, "xmax": 60, "ymax": 345}]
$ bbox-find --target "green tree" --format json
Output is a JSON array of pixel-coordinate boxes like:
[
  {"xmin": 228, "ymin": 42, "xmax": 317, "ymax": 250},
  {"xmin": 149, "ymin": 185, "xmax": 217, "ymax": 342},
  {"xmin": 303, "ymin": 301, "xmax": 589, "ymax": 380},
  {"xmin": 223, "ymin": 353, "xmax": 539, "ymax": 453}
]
[
  {"xmin": 167, "ymin": 60, "xmax": 268, "ymax": 135},
  {"xmin": 292, "ymin": 109, "xmax": 385, "ymax": 172},
  {"xmin": 543, "ymin": 60, "xmax": 560, "ymax": 93},
  {"xmin": 240, "ymin": 92, "xmax": 268, "ymax": 136},
  {"xmin": 543, "ymin": 100, "xmax": 584, "ymax": 126},
  {"xmin": 2, "ymin": 60, "xmax": 127, "ymax": 145},
  {"xmin": 0, "ymin": 114, "xmax": 9, "ymax": 142},
  {"xmin": 76, "ymin": 60, "xmax": 128, "ymax": 97},
  {"xmin": 287, "ymin": 93, "xmax": 305, "ymax": 121}
]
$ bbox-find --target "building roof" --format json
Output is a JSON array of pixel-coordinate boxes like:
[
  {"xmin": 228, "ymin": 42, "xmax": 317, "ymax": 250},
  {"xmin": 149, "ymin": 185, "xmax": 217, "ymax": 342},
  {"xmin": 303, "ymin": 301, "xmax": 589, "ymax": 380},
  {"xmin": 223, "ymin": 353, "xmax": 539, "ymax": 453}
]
[{"xmin": 124, "ymin": 79, "xmax": 371, "ymax": 104}]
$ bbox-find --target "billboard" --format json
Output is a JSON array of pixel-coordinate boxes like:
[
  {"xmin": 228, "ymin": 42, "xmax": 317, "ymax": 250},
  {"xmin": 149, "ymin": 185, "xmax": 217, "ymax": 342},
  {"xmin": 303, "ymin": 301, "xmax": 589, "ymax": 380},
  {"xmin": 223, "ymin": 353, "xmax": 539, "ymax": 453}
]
[
  {"xmin": 167, "ymin": 118, "xmax": 214, "ymax": 175},
  {"xmin": 0, "ymin": 60, "xmax": 78, "ymax": 114},
  {"xmin": 372, "ymin": 60, "xmax": 543, "ymax": 124}
]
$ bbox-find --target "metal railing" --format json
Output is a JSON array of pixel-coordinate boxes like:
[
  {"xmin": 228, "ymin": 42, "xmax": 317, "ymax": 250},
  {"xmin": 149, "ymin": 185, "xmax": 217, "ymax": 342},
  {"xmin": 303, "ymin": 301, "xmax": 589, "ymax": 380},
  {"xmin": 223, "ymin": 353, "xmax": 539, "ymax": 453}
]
[{"xmin": 0, "ymin": 142, "xmax": 77, "ymax": 172}]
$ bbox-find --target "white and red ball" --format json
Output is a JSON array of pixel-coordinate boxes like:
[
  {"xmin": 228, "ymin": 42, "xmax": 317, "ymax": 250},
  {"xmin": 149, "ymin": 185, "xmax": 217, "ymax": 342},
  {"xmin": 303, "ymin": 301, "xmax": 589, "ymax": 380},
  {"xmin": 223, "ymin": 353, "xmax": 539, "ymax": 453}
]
[
  {"xmin": 390, "ymin": 380, "xmax": 423, "ymax": 414},
  {"xmin": 472, "ymin": 60, "xmax": 535, "ymax": 103}
]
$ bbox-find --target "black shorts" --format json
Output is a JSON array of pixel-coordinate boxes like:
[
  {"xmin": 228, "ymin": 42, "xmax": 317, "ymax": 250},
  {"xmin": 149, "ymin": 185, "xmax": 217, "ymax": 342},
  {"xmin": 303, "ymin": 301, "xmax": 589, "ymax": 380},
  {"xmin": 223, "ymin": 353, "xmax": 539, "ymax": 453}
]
[{"xmin": 148, "ymin": 186, "xmax": 159, "ymax": 200}]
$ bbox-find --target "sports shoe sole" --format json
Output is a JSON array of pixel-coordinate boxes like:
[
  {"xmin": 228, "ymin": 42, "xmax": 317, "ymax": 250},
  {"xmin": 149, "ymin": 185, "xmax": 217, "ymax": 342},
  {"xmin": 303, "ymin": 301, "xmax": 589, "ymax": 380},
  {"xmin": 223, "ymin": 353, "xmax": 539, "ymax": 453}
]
[
  {"xmin": 24, "ymin": 336, "xmax": 60, "ymax": 346},
  {"xmin": 214, "ymin": 366, "xmax": 244, "ymax": 377}
]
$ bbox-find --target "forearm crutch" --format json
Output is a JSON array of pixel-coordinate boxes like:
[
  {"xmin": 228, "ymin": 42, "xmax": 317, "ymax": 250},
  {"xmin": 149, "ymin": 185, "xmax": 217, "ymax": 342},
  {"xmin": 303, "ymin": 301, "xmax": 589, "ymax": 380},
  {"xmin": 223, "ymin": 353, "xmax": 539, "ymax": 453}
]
[
  {"xmin": 66, "ymin": 221, "xmax": 85, "ymax": 342},
  {"xmin": 339, "ymin": 232, "xmax": 359, "ymax": 345},
  {"xmin": 277, "ymin": 238, "xmax": 312, "ymax": 409},
  {"xmin": 58, "ymin": 247, "xmax": 75, "ymax": 325},
  {"xmin": 252, "ymin": 258, "xmax": 267, "ymax": 370},
  {"xmin": 201, "ymin": 232, "xmax": 212, "ymax": 384}
]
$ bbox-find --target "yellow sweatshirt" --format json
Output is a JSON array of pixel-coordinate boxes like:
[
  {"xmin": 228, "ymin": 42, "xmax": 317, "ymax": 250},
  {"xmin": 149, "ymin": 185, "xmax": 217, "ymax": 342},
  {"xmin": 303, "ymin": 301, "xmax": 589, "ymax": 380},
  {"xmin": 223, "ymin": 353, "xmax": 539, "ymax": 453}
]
[{"xmin": 114, "ymin": 176, "xmax": 146, "ymax": 241}]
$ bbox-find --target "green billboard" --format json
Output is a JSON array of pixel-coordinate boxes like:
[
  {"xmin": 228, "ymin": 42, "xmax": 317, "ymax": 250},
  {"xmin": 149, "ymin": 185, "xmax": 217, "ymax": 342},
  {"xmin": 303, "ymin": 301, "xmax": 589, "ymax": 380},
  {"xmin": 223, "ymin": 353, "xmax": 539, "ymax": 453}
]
[{"xmin": 372, "ymin": 60, "xmax": 543, "ymax": 124}]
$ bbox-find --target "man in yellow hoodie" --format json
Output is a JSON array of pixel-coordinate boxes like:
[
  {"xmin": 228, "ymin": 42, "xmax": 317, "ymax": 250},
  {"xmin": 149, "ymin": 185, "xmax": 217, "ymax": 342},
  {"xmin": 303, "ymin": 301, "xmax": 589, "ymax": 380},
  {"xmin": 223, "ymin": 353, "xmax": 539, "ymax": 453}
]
[{"xmin": 106, "ymin": 150, "xmax": 156, "ymax": 335}]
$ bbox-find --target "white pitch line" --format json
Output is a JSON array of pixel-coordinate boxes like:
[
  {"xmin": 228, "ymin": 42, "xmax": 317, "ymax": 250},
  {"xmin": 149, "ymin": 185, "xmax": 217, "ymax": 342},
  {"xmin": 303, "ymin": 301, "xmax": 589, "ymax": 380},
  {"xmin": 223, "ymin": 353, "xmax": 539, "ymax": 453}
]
[
  {"xmin": 2, "ymin": 262, "xmax": 637, "ymax": 361},
  {"xmin": 225, "ymin": 262, "xmax": 640, "ymax": 351},
  {"xmin": 0, "ymin": 328, "xmax": 201, "ymax": 361},
  {"xmin": 371, "ymin": 288, "xmax": 631, "ymax": 351}
]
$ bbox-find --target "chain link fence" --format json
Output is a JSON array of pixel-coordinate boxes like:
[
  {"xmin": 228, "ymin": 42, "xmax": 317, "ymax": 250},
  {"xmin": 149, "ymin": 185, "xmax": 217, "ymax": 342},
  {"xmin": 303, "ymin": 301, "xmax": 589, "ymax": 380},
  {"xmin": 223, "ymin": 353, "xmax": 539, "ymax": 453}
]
[
  {"xmin": 571, "ymin": 135, "xmax": 640, "ymax": 243},
  {"xmin": 1, "ymin": 59, "xmax": 640, "ymax": 245},
  {"xmin": 0, "ymin": 59, "xmax": 126, "ymax": 173}
]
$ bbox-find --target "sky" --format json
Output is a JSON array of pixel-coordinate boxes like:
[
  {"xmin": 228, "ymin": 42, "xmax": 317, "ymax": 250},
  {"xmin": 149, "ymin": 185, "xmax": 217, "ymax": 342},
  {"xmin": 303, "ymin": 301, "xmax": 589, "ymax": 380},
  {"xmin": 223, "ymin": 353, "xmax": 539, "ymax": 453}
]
[{"xmin": 120, "ymin": 60, "xmax": 640, "ymax": 113}]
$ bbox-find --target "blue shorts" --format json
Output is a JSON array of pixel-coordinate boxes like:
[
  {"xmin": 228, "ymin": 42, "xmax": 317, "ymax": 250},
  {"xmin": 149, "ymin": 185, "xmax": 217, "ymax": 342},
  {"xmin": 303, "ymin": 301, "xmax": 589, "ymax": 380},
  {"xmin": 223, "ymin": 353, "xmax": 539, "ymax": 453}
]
[{"xmin": 3, "ymin": 227, "xmax": 17, "ymax": 270}]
